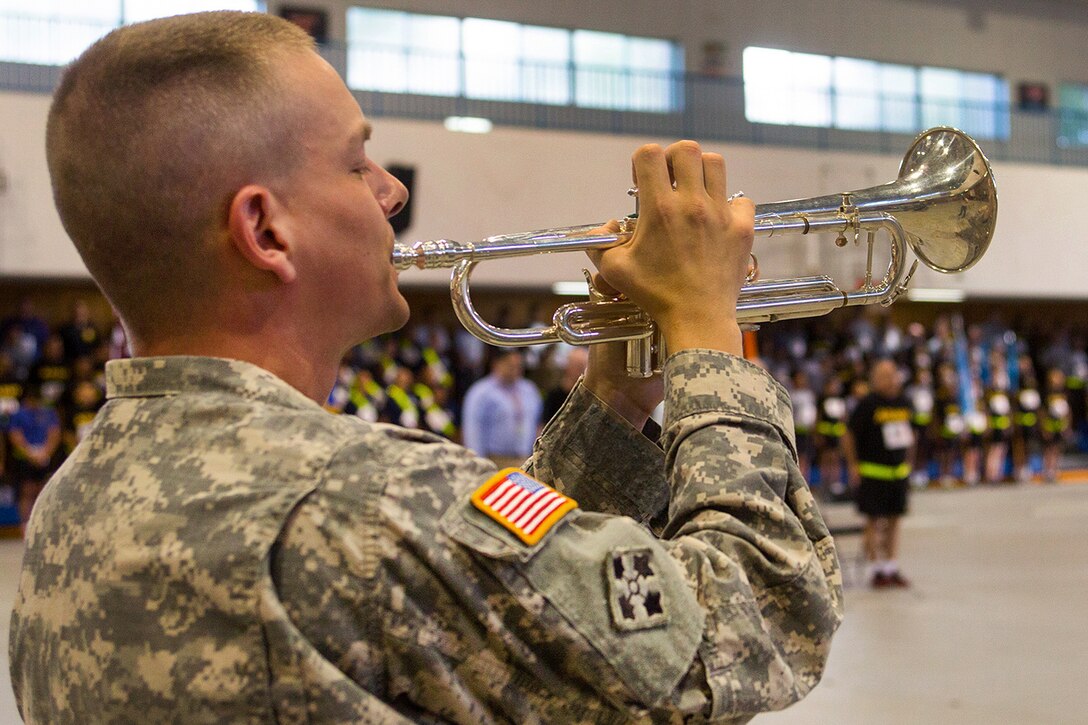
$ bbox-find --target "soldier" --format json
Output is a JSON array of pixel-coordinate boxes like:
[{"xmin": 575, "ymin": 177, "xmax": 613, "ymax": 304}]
[
  {"xmin": 934, "ymin": 362, "xmax": 967, "ymax": 486},
  {"xmin": 815, "ymin": 375, "xmax": 849, "ymax": 498},
  {"xmin": 1012, "ymin": 363, "xmax": 1043, "ymax": 482},
  {"xmin": 1041, "ymin": 367, "xmax": 1073, "ymax": 482},
  {"xmin": 905, "ymin": 366, "xmax": 936, "ymax": 488},
  {"xmin": 790, "ymin": 369, "xmax": 818, "ymax": 484},
  {"xmin": 11, "ymin": 11, "xmax": 841, "ymax": 723},
  {"xmin": 982, "ymin": 351, "xmax": 1014, "ymax": 484}
]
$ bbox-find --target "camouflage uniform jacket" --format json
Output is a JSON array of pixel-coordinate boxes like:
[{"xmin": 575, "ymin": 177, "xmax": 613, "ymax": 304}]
[{"xmin": 10, "ymin": 351, "xmax": 842, "ymax": 723}]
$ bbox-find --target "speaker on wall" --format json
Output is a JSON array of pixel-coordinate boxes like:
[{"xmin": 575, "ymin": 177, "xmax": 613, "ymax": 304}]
[
  {"xmin": 1017, "ymin": 82, "xmax": 1049, "ymax": 111},
  {"xmin": 278, "ymin": 6, "xmax": 329, "ymax": 45}
]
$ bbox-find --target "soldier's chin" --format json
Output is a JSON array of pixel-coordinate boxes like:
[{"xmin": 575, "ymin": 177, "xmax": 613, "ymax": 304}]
[{"xmin": 387, "ymin": 292, "xmax": 411, "ymax": 332}]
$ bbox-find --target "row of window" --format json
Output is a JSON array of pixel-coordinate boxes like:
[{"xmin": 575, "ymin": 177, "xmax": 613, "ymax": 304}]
[
  {"xmin": 742, "ymin": 47, "xmax": 1009, "ymax": 141},
  {"xmin": 346, "ymin": 9, "xmax": 680, "ymax": 112},
  {"xmin": 0, "ymin": 0, "xmax": 263, "ymax": 66},
  {"xmin": 2, "ymin": 2, "xmax": 1088, "ymax": 145}
]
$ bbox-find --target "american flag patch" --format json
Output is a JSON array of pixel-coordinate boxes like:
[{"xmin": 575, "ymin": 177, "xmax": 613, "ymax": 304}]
[{"xmin": 471, "ymin": 468, "xmax": 577, "ymax": 545}]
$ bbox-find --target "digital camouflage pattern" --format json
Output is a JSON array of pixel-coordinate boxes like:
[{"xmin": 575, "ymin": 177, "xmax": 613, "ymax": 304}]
[{"xmin": 10, "ymin": 350, "xmax": 842, "ymax": 723}]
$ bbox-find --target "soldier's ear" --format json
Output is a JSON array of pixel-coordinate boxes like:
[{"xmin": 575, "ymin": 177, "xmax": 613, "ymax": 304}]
[{"xmin": 227, "ymin": 185, "xmax": 296, "ymax": 284}]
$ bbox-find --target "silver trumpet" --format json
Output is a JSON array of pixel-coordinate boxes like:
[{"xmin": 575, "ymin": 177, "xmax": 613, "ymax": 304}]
[{"xmin": 392, "ymin": 127, "xmax": 998, "ymax": 377}]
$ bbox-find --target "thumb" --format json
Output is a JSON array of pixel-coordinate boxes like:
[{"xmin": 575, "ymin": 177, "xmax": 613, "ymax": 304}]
[
  {"xmin": 585, "ymin": 218, "xmax": 624, "ymax": 274},
  {"xmin": 590, "ymin": 271, "xmax": 621, "ymax": 298}
]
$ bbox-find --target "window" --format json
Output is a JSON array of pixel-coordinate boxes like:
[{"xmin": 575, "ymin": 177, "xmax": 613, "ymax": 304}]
[
  {"xmin": 743, "ymin": 46, "xmax": 1009, "ymax": 140},
  {"xmin": 346, "ymin": 7, "xmax": 683, "ymax": 112},
  {"xmin": 461, "ymin": 19, "xmax": 572, "ymax": 104},
  {"xmin": 1058, "ymin": 84, "xmax": 1088, "ymax": 147},
  {"xmin": 0, "ymin": 0, "xmax": 263, "ymax": 65}
]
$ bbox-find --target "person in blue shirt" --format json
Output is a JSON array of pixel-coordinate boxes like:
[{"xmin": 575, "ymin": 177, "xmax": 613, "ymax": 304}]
[
  {"xmin": 7, "ymin": 383, "xmax": 62, "ymax": 535},
  {"xmin": 461, "ymin": 349, "xmax": 543, "ymax": 467}
]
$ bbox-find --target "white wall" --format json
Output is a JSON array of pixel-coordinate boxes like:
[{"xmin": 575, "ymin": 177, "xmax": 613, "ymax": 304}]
[
  {"xmin": 1, "ymin": 94, "xmax": 1082, "ymax": 298},
  {"xmin": 0, "ymin": 92, "xmax": 84, "ymax": 277}
]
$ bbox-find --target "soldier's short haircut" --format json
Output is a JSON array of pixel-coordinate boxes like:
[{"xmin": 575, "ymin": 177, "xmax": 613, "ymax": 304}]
[{"xmin": 46, "ymin": 11, "xmax": 314, "ymax": 339}]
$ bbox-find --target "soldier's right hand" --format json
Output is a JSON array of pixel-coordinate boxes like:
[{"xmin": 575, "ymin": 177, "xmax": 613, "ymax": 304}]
[{"xmin": 594, "ymin": 141, "xmax": 755, "ymax": 356}]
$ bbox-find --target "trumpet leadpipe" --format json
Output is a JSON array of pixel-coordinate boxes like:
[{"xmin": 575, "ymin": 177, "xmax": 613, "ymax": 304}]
[{"xmin": 392, "ymin": 225, "xmax": 630, "ymax": 271}]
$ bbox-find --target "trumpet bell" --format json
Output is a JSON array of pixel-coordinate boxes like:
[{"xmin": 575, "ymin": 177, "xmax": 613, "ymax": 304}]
[
  {"xmin": 756, "ymin": 126, "xmax": 996, "ymax": 275},
  {"xmin": 893, "ymin": 126, "xmax": 997, "ymax": 274}
]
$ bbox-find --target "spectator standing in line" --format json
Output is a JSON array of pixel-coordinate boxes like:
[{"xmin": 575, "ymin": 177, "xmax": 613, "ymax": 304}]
[
  {"xmin": 815, "ymin": 376, "xmax": 849, "ymax": 498},
  {"xmin": 63, "ymin": 378, "xmax": 105, "ymax": 453},
  {"xmin": 6, "ymin": 384, "xmax": 62, "ymax": 535},
  {"xmin": 461, "ymin": 349, "xmax": 542, "ymax": 468},
  {"xmin": 906, "ymin": 366, "xmax": 936, "ymax": 488},
  {"xmin": 0, "ymin": 351, "xmax": 23, "ymax": 421},
  {"xmin": 1013, "ymin": 367, "xmax": 1043, "ymax": 482},
  {"xmin": 380, "ymin": 365, "xmax": 420, "ymax": 429},
  {"xmin": 1066, "ymin": 338, "xmax": 1087, "ymax": 447},
  {"xmin": 28, "ymin": 334, "xmax": 71, "ymax": 409},
  {"xmin": 1, "ymin": 324, "xmax": 38, "ymax": 382},
  {"xmin": 983, "ymin": 348, "xmax": 1014, "ymax": 483},
  {"xmin": 934, "ymin": 362, "xmax": 966, "ymax": 486},
  {"xmin": 963, "ymin": 403, "xmax": 988, "ymax": 486},
  {"xmin": 789, "ymin": 369, "xmax": 818, "ymax": 484},
  {"xmin": 1041, "ymin": 367, "xmax": 1073, "ymax": 482},
  {"xmin": 0, "ymin": 299, "xmax": 51, "ymax": 364},
  {"xmin": 842, "ymin": 359, "xmax": 914, "ymax": 588},
  {"xmin": 57, "ymin": 299, "xmax": 101, "ymax": 362}
]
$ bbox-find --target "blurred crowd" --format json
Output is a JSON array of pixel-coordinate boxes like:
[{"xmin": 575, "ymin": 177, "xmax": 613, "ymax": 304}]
[
  {"xmin": 1, "ymin": 299, "xmax": 123, "ymax": 529},
  {"xmin": 3, "ymin": 296, "xmax": 1087, "ymax": 529},
  {"xmin": 759, "ymin": 310, "xmax": 1086, "ymax": 495}
]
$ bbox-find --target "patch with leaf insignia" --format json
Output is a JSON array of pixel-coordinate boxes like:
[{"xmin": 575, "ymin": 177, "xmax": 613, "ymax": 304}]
[{"xmin": 607, "ymin": 546, "xmax": 669, "ymax": 631}]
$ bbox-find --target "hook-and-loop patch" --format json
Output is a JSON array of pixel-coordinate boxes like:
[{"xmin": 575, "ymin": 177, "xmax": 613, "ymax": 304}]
[
  {"xmin": 470, "ymin": 468, "xmax": 578, "ymax": 546},
  {"xmin": 607, "ymin": 546, "xmax": 669, "ymax": 631}
]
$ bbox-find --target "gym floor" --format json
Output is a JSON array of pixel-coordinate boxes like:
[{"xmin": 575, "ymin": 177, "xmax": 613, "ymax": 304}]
[{"xmin": 1, "ymin": 480, "xmax": 1085, "ymax": 724}]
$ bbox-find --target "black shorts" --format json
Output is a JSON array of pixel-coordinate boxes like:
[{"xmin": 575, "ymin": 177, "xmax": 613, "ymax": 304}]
[
  {"xmin": 856, "ymin": 478, "xmax": 909, "ymax": 517},
  {"xmin": 795, "ymin": 432, "xmax": 815, "ymax": 460},
  {"xmin": 8, "ymin": 457, "xmax": 59, "ymax": 485}
]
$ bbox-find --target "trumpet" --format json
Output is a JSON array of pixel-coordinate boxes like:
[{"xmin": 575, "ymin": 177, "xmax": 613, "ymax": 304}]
[{"xmin": 392, "ymin": 127, "xmax": 997, "ymax": 377}]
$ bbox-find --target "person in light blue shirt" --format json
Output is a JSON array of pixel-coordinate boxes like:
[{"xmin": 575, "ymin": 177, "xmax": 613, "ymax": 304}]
[{"xmin": 461, "ymin": 349, "xmax": 542, "ymax": 465}]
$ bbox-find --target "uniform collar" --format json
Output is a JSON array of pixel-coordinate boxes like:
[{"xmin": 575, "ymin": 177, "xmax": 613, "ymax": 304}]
[{"xmin": 105, "ymin": 356, "xmax": 320, "ymax": 411}]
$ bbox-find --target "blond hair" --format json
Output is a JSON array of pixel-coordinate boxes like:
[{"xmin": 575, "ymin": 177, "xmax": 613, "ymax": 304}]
[{"xmin": 47, "ymin": 11, "xmax": 314, "ymax": 339}]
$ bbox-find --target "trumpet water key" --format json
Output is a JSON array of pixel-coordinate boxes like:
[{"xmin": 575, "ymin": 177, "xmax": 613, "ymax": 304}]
[{"xmin": 392, "ymin": 127, "xmax": 998, "ymax": 377}]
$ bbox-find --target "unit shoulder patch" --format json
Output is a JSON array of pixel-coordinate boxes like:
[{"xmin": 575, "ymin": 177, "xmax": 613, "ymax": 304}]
[
  {"xmin": 607, "ymin": 546, "xmax": 669, "ymax": 631},
  {"xmin": 470, "ymin": 468, "xmax": 577, "ymax": 546}
]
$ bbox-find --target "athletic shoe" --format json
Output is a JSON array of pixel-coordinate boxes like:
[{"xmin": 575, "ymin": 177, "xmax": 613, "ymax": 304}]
[
  {"xmin": 886, "ymin": 571, "xmax": 911, "ymax": 588},
  {"xmin": 870, "ymin": 572, "xmax": 891, "ymax": 589}
]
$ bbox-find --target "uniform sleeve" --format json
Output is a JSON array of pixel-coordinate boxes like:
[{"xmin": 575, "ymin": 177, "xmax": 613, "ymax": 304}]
[
  {"xmin": 526, "ymin": 379, "xmax": 669, "ymax": 529},
  {"xmin": 655, "ymin": 350, "xmax": 843, "ymax": 717}
]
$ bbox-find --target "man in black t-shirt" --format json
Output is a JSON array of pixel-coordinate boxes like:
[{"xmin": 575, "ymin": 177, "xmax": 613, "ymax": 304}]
[{"xmin": 842, "ymin": 358, "xmax": 914, "ymax": 588}]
